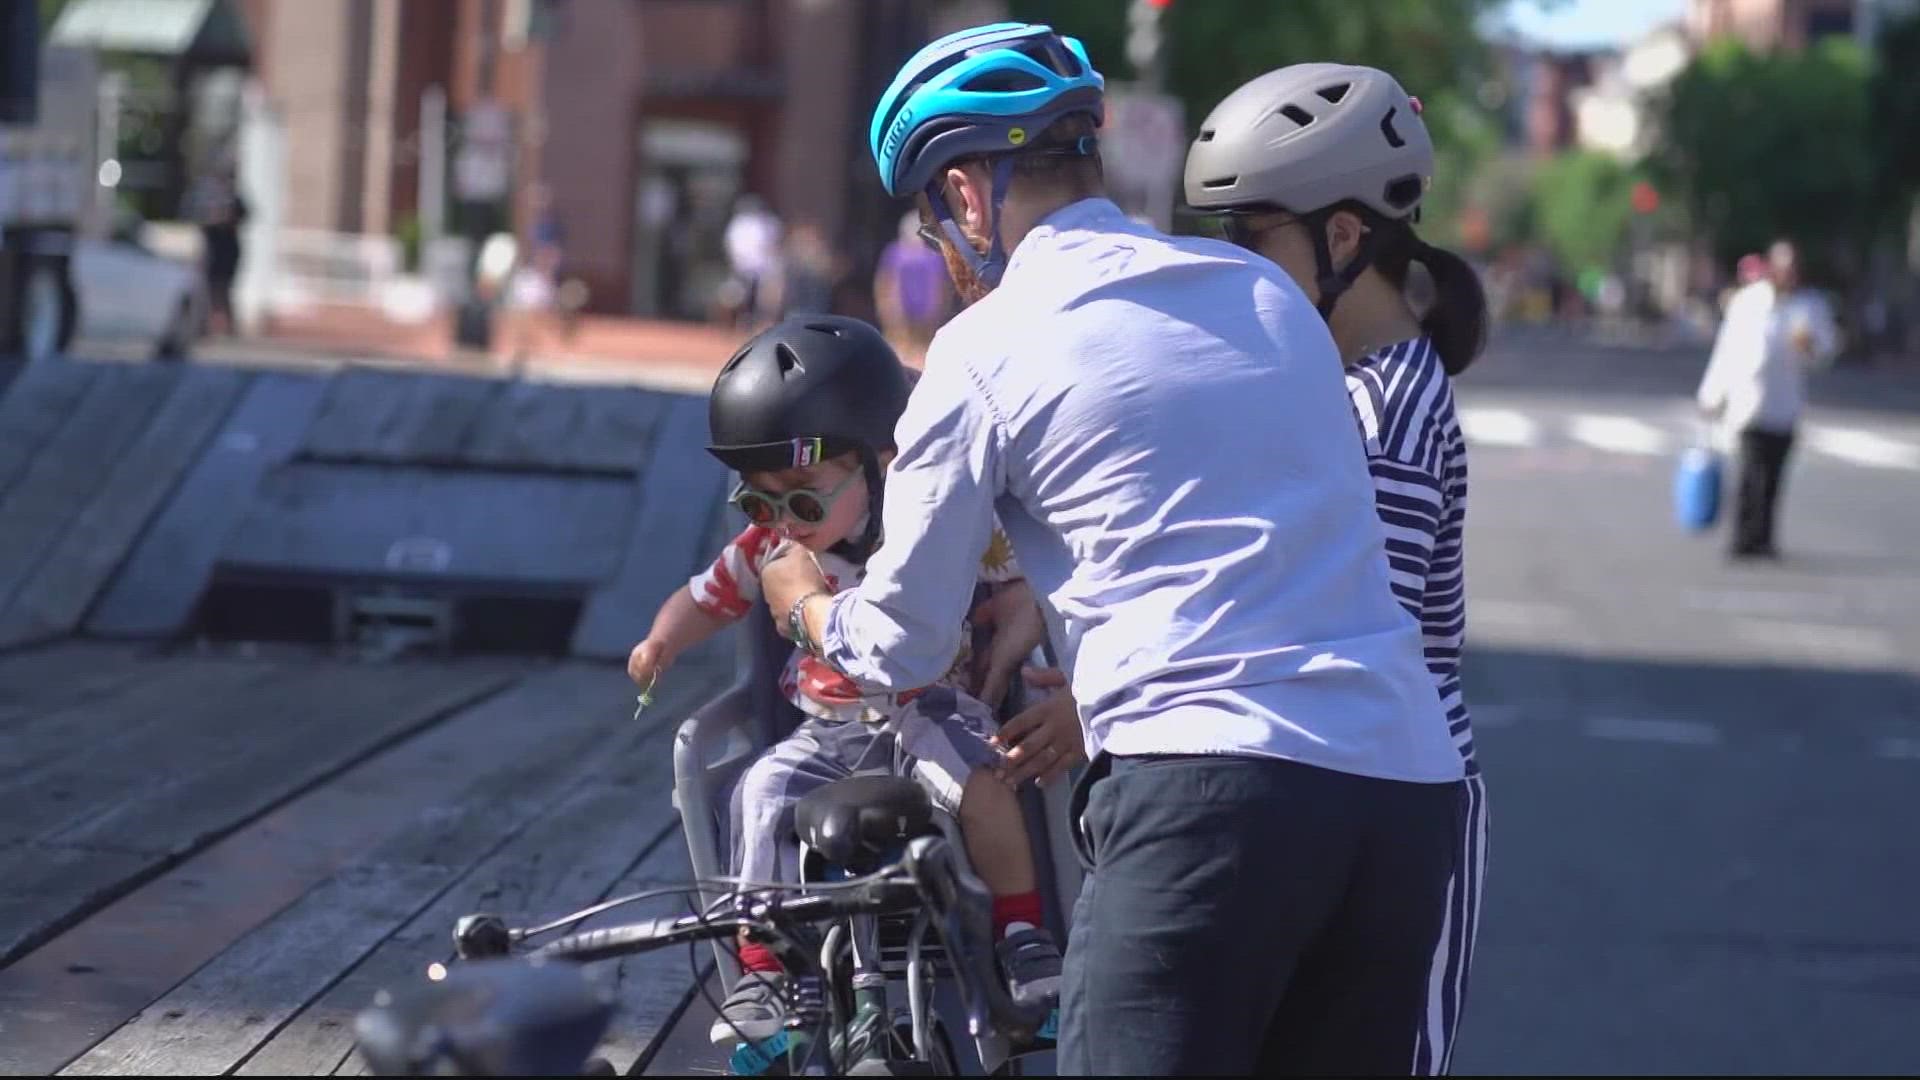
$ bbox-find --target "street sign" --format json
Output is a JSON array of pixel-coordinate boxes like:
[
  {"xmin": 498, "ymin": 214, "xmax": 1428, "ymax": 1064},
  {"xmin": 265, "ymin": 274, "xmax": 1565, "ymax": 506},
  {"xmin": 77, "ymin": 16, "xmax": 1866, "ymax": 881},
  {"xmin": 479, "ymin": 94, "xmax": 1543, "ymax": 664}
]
[
  {"xmin": 453, "ymin": 99, "xmax": 511, "ymax": 203},
  {"xmin": 1102, "ymin": 87, "xmax": 1186, "ymax": 230}
]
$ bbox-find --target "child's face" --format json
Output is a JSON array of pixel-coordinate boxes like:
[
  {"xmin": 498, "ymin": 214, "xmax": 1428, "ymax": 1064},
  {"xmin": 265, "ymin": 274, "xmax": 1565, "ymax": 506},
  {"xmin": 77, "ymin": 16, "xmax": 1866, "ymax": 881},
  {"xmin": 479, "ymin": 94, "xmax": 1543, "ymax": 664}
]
[{"xmin": 739, "ymin": 455, "xmax": 870, "ymax": 553}]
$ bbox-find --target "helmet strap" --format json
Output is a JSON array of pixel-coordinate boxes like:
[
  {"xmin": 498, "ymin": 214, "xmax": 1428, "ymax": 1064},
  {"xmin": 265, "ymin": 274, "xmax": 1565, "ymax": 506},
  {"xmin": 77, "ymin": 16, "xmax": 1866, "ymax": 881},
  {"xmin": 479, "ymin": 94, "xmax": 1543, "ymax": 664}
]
[
  {"xmin": 847, "ymin": 447, "xmax": 886, "ymax": 561},
  {"xmin": 1307, "ymin": 209, "xmax": 1380, "ymax": 322},
  {"xmin": 926, "ymin": 156, "xmax": 1019, "ymax": 289}
]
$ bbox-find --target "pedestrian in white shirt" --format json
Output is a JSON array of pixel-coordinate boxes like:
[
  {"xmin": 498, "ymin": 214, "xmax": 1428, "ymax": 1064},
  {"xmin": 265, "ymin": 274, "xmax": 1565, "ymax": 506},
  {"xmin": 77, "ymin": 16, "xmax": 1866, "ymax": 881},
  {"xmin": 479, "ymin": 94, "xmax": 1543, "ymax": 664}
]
[{"xmin": 1696, "ymin": 239, "xmax": 1839, "ymax": 559}]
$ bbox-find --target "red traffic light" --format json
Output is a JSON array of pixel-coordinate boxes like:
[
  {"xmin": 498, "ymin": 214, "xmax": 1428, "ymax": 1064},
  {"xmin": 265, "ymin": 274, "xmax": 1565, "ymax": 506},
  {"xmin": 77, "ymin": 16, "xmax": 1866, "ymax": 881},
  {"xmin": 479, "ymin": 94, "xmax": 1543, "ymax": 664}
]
[
  {"xmin": 1146, "ymin": 0, "xmax": 1173, "ymax": 8},
  {"xmin": 1631, "ymin": 180, "xmax": 1660, "ymax": 214}
]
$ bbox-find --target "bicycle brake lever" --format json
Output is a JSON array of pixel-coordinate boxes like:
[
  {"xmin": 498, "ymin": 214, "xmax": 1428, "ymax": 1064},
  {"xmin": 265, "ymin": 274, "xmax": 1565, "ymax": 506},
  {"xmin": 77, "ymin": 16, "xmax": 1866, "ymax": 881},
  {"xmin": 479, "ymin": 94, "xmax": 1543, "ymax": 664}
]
[{"xmin": 453, "ymin": 913, "xmax": 514, "ymax": 960}]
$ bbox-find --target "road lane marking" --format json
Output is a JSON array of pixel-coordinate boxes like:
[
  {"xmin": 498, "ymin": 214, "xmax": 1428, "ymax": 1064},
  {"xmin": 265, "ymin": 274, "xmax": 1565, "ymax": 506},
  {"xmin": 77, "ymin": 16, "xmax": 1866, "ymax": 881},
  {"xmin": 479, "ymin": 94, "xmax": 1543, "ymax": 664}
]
[
  {"xmin": 1804, "ymin": 426, "xmax": 1920, "ymax": 471},
  {"xmin": 1458, "ymin": 408, "xmax": 1539, "ymax": 448},
  {"xmin": 1568, "ymin": 413, "xmax": 1670, "ymax": 456},
  {"xmin": 1584, "ymin": 715, "xmax": 1724, "ymax": 746},
  {"xmin": 1729, "ymin": 619, "xmax": 1899, "ymax": 667}
]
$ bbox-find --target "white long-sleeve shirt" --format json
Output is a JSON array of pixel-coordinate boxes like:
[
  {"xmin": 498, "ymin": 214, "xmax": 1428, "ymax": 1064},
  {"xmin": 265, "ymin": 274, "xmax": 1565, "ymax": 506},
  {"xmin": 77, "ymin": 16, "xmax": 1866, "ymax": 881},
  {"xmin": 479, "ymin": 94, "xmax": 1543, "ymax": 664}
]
[
  {"xmin": 819, "ymin": 197, "xmax": 1461, "ymax": 785},
  {"xmin": 1698, "ymin": 281, "xmax": 1840, "ymax": 436}
]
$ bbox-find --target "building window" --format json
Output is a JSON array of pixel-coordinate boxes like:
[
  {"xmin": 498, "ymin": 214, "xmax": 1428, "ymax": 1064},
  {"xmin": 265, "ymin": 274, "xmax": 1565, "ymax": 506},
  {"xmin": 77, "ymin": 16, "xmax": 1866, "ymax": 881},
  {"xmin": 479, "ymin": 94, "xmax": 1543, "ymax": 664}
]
[{"xmin": 1803, "ymin": 8, "xmax": 1855, "ymax": 40}]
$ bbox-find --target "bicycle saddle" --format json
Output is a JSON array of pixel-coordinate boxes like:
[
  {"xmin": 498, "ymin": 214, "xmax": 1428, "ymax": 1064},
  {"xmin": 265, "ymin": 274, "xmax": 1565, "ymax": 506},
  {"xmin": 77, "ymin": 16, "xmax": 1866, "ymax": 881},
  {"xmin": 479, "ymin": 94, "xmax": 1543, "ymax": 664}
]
[{"xmin": 795, "ymin": 774, "xmax": 937, "ymax": 874}]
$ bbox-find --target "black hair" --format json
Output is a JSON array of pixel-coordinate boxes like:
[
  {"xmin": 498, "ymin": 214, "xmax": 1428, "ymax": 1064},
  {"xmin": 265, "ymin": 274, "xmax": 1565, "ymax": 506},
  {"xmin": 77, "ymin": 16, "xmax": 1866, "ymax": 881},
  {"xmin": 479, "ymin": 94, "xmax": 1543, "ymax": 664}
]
[{"xmin": 1344, "ymin": 203, "xmax": 1488, "ymax": 376}]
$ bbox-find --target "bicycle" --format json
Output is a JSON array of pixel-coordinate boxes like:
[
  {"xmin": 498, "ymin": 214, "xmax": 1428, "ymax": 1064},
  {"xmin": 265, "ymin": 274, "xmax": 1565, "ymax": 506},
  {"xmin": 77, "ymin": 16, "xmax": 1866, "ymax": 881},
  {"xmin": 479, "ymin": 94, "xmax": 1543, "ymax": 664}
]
[{"xmin": 353, "ymin": 774, "xmax": 1053, "ymax": 1076}]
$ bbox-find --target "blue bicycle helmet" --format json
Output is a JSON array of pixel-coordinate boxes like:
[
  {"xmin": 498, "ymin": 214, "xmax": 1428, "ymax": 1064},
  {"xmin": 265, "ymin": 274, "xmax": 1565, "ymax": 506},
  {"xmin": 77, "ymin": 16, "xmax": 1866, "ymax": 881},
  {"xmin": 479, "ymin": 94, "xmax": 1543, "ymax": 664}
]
[
  {"xmin": 870, "ymin": 22, "xmax": 1105, "ymax": 198},
  {"xmin": 869, "ymin": 22, "xmax": 1105, "ymax": 287}
]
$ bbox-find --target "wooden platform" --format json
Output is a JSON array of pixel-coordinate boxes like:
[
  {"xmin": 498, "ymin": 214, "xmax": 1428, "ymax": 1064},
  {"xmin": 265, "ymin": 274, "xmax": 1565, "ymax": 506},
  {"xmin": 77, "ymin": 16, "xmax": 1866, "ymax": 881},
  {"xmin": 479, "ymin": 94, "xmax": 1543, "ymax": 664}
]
[{"xmin": 0, "ymin": 638, "xmax": 733, "ymax": 1075}]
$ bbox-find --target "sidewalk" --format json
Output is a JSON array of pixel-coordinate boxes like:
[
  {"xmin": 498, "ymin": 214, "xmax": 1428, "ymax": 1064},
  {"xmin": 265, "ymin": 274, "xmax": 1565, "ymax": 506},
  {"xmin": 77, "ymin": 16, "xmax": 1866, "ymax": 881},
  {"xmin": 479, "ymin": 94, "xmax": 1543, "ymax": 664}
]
[{"xmin": 248, "ymin": 304, "xmax": 930, "ymax": 394}]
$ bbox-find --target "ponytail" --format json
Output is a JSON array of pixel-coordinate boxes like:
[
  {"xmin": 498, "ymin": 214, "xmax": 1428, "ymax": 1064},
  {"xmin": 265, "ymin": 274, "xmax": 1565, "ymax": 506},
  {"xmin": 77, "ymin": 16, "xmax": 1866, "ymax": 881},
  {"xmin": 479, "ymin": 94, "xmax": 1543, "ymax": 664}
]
[
  {"xmin": 1409, "ymin": 240, "xmax": 1488, "ymax": 376},
  {"xmin": 1341, "ymin": 204, "xmax": 1489, "ymax": 376}
]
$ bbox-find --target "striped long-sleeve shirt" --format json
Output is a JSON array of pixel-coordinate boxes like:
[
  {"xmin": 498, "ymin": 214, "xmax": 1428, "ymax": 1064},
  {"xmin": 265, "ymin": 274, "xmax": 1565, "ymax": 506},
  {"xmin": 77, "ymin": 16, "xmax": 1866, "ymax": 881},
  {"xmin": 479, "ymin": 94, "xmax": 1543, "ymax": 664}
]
[{"xmin": 1347, "ymin": 336, "xmax": 1477, "ymax": 775}]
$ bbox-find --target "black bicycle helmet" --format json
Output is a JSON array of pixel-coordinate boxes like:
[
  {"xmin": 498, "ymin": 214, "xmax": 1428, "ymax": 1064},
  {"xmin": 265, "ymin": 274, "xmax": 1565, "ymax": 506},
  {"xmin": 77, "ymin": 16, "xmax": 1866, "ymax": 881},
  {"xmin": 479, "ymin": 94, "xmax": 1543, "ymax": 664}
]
[{"xmin": 707, "ymin": 316, "xmax": 912, "ymax": 558}]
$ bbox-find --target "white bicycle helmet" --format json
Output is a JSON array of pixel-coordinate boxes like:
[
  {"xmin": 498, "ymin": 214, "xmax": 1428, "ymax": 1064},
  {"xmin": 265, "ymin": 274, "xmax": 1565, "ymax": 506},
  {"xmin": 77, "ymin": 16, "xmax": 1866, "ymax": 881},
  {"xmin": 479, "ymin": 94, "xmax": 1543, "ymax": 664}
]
[{"xmin": 1184, "ymin": 62, "xmax": 1434, "ymax": 220}]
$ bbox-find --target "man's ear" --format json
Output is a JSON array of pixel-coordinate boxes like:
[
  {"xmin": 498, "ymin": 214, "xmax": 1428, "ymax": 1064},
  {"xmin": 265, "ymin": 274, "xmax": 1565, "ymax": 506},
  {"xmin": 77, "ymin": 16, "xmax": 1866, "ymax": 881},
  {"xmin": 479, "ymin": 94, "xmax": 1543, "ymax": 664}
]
[{"xmin": 942, "ymin": 164, "xmax": 991, "ymax": 237}]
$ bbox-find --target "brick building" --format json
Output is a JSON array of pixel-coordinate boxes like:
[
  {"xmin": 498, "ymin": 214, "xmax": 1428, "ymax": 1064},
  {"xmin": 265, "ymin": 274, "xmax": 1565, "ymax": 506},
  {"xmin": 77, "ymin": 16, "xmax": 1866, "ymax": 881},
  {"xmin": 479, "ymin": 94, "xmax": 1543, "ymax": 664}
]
[{"xmin": 235, "ymin": 0, "xmax": 1004, "ymax": 320}]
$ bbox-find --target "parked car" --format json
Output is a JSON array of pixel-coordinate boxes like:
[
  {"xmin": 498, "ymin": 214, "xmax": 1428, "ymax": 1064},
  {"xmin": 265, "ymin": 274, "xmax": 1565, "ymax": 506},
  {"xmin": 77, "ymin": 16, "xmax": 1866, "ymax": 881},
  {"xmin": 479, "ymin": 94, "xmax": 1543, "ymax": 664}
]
[{"xmin": 68, "ymin": 212, "xmax": 207, "ymax": 360}]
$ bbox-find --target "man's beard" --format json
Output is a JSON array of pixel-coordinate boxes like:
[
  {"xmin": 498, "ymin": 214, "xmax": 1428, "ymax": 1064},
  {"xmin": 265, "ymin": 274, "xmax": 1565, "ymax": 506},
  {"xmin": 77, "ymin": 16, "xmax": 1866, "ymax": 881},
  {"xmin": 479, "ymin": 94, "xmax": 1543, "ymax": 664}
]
[{"xmin": 938, "ymin": 230, "xmax": 995, "ymax": 307}]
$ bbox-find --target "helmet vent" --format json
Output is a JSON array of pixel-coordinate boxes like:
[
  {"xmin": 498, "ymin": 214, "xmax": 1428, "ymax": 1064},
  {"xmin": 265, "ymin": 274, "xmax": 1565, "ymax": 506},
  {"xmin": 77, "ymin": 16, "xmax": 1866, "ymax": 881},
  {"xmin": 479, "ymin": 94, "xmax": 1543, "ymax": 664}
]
[
  {"xmin": 774, "ymin": 343, "xmax": 805, "ymax": 375},
  {"xmin": 719, "ymin": 346, "xmax": 751, "ymax": 375},
  {"xmin": 1199, "ymin": 176, "xmax": 1238, "ymax": 190},
  {"xmin": 963, "ymin": 69, "xmax": 1045, "ymax": 93},
  {"xmin": 1196, "ymin": 129, "xmax": 1216, "ymax": 142},
  {"xmin": 1316, "ymin": 82, "xmax": 1351, "ymax": 104},
  {"xmin": 1278, "ymin": 104, "xmax": 1315, "ymax": 129},
  {"xmin": 1380, "ymin": 106, "xmax": 1406, "ymax": 148},
  {"xmin": 1384, "ymin": 174, "xmax": 1424, "ymax": 210},
  {"xmin": 805, "ymin": 321, "xmax": 844, "ymax": 336}
]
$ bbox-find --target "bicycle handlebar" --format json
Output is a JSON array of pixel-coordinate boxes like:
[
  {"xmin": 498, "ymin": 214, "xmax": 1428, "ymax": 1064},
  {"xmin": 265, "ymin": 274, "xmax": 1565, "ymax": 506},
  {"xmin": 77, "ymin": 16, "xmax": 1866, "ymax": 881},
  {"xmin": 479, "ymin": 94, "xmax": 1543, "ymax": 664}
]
[{"xmin": 364, "ymin": 835, "xmax": 1051, "ymax": 1076}]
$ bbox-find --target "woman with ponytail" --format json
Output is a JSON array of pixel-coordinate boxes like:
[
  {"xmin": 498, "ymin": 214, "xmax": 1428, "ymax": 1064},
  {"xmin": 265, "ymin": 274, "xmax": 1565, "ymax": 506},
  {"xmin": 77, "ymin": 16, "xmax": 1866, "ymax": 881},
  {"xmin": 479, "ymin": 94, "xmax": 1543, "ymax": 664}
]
[{"xmin": 1185, "ymin": 63, "xmax": 1489, "ymax": 1075}]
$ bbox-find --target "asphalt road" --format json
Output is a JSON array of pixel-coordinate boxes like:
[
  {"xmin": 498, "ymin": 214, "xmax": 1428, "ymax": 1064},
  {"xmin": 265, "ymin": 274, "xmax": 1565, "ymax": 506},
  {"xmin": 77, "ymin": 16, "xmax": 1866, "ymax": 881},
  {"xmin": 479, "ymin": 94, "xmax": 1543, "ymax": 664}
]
[{"xmin": 1449, "ymin": 336, "xmax": 1920, "ymax": 1074}]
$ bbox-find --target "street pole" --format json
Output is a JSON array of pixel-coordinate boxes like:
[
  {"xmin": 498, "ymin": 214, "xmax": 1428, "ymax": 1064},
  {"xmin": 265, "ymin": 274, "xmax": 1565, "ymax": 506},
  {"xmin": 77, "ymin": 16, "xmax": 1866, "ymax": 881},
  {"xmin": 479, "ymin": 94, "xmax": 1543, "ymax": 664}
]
[{"xmin": 1126, "ymin": 0, "xmax": 1170, "ymax": 93}]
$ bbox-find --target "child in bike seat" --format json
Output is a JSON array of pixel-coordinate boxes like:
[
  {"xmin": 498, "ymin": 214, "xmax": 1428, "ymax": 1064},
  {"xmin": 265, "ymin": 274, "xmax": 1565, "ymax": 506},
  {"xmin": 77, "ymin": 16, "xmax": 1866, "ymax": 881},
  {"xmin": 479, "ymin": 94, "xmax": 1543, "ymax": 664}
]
[{"xmin": 625, "ymin": 315, "xmax": 1062, "ymax": 1047}]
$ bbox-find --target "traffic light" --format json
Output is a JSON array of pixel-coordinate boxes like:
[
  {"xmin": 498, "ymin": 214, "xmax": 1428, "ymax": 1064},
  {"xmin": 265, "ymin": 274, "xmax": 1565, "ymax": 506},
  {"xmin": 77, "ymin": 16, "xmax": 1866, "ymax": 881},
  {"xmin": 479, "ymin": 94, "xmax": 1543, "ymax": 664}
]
[
  {"xmin": 1127, "ymin": 0, "xmax": 1168, "ymax": 85},
  {"xmin": 1631, "ymin": 180, "xmax": 1660, "ymax": 215}
]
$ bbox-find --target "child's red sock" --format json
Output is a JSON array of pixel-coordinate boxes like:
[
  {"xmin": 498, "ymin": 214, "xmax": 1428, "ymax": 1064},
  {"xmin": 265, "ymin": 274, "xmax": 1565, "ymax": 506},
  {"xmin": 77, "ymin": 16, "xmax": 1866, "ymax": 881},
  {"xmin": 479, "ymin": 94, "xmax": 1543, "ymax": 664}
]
[
  {"xmin": 992, "ymin": 891, "xmax": 1044, "ymax": 940},
  {"xmin": 738, "ymin": 941, "xmax": 784, "ymax": 975}
]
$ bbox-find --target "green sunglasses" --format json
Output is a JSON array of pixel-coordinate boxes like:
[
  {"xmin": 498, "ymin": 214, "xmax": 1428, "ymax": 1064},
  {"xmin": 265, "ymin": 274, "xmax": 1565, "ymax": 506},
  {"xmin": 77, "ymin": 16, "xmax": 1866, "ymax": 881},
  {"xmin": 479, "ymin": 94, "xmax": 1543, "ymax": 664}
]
[{"xmin": 730, "ymin": 469, "xmax": 861, "ymax": 527}]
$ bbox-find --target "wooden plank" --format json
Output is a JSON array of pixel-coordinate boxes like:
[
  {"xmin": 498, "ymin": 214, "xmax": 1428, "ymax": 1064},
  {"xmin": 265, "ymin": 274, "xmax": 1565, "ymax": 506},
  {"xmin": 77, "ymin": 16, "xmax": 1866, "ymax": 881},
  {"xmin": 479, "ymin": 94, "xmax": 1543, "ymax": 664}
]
[
  {"xmin": 0, "ymin": 656, "xmax": 285, "ymax": 780},
  {"xmin": 87, "ymin": 373, "xmax": 328, "ymax": 638},
  {"xmin": 0, "ymin": 364, "xmax": 180, "ymax": 613},
  {"xmin": 561, "ymin": 386, "xmax": 672, "ymax": 473},
  {"xmin": 571, "ymin": 392, "xmax": 729, "ymax": 659},
  {"xmin": 0, "ymin": 843, "xmax": 154, "ymax": 964},
  {"xmin": 49, "ymin": 662, "xmax": 519, "ymax": 855},
  {"xmin": 571, "ymin": 825, "xmax": 705, "ymax": 1074},
  {"xmin": 462, "ymin": 380, "xmax": 587, "ymax": 470},
  {"xmin": 0, "ymin": 368, "xmax": 250, "ymax": 648},
  {"xmin": 240, "ymin": 663, "xmax": 725, "ymax": 1077},
  {"xmin": 0, "ymin": 667, "xmax": 646, "ymax": 1076},
  {"xmin": 0, "ymin": 358, "xmax": 99, "ymax": 501},
  {"xmin": 246, "ymin": 787, "xmax": 680, "ymax": 1076},
  {"xmin": 381, "ymin": 372, "xmax": 499, "ymax": 462},
  {"xmin": 459, "ymin": 383, "xmax": 667, "ymax": 473},
  {"xmin": 0, "ymin": 642, "xmax": 151, "ymax": 727},
  {"xmin": 58, "ymin": 864, "xmax": 456, "ymax": 1077},
  {"xmin": 0, "ymin": 662, "xmax": 509, "ymax": 966},
  {"xmin": 221, "ymin": 463, "xmax": 635, "ymax": 587},
  {"xmin": 299, "ymin": 369, "xmax": 417, "ymax": 462}
]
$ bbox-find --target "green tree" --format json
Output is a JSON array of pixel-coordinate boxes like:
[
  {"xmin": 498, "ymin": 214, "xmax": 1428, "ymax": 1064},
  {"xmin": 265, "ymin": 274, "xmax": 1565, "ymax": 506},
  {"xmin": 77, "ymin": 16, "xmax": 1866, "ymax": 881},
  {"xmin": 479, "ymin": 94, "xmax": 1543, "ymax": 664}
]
[
  {"xmin": 1868, "ymin": 10, "xmax": 1920, "ymax": 214},
  {"xmin": 1649, "ymin": 36, "xmax": 1878, "ymax": 271},
  {"xmin": 1008, "ymin": 0, "xmax": 1523, "ymax": 240},
  {"xmin": 1529, "ymin": 149, "xmax": 1639, "ymax": 273}
]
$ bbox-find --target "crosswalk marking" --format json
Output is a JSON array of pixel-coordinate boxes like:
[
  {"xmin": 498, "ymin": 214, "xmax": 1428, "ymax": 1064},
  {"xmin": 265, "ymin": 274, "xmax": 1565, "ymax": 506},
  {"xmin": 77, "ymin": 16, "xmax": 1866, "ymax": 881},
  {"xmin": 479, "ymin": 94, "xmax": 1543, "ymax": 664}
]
[
  {"xmin": 1456, "ymin": 407, "xmax": 1920, "ymax": 472},
  {"xmin": 1457, "ymin": 408, "xmax": 1538, "ymax": 447},
  {"xmin": 1803, "ymin": 426, "xmax": 1920, "ymax": 471},
  {"xmin": 1568, "ymin": 414, "xmax": 1670, "ymax": 456}
]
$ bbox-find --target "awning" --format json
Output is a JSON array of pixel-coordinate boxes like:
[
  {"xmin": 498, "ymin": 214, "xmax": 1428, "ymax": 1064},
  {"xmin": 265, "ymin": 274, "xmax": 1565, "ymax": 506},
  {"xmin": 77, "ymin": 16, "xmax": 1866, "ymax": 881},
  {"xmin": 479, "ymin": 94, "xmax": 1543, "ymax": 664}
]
[{"xmin": 48, "ymin": 0, "xmax": 251, "ymax": 65}]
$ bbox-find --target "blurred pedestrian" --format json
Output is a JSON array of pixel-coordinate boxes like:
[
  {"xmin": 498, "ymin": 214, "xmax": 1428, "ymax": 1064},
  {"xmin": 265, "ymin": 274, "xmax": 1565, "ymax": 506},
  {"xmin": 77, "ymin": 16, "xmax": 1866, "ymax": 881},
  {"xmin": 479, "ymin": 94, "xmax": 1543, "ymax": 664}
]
[
  {"xmin": 769, "ymin": 219, "xmax": 838, "ymax": 318},
  {"xmin": 1696, "ymin": 239, "xmax": 1840, "ymax": 559},
  {"xmin": 874, "ymin": 209, "xmax": 952, "ymax": 357},
  {"xmin": 721, "ymin": 194, "xmax": 782, "ymax": 330},
  {"xmin": 184, "ymin": 154, "xmax": 248, "ymax": 336}
]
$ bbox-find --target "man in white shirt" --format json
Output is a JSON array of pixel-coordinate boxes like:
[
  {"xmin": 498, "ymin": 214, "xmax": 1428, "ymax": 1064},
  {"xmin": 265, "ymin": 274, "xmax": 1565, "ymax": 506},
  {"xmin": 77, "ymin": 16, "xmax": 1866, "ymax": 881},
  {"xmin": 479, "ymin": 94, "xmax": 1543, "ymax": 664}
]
[{"xmin": 1697, "ymin": 240, "xmax": 1839, "ymax": 559}]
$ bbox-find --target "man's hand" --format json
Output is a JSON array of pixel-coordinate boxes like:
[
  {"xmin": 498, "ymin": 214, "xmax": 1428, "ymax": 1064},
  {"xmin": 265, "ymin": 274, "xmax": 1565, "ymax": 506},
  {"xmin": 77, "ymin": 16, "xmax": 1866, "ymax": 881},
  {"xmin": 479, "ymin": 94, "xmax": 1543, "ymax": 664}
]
[
  {"xmin": 969, "ymin": 580, "xmax": 1049, "ymax": 710},
  {"xmin": 760, "ymin": 542, "xmax": 831, "ymax": 642},
  {"xmin": 991, "ymin": 666, "xmax": 1086, "ymax": 788}
]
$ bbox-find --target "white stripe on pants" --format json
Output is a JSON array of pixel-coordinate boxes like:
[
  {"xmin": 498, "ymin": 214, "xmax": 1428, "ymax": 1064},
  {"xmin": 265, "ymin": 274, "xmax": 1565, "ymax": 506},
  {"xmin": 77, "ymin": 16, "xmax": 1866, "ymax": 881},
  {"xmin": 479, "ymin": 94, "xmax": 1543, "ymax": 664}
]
[{"xmin": 1416, "ymin": 772, "xmax": 1489, "ymax": 1075}]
